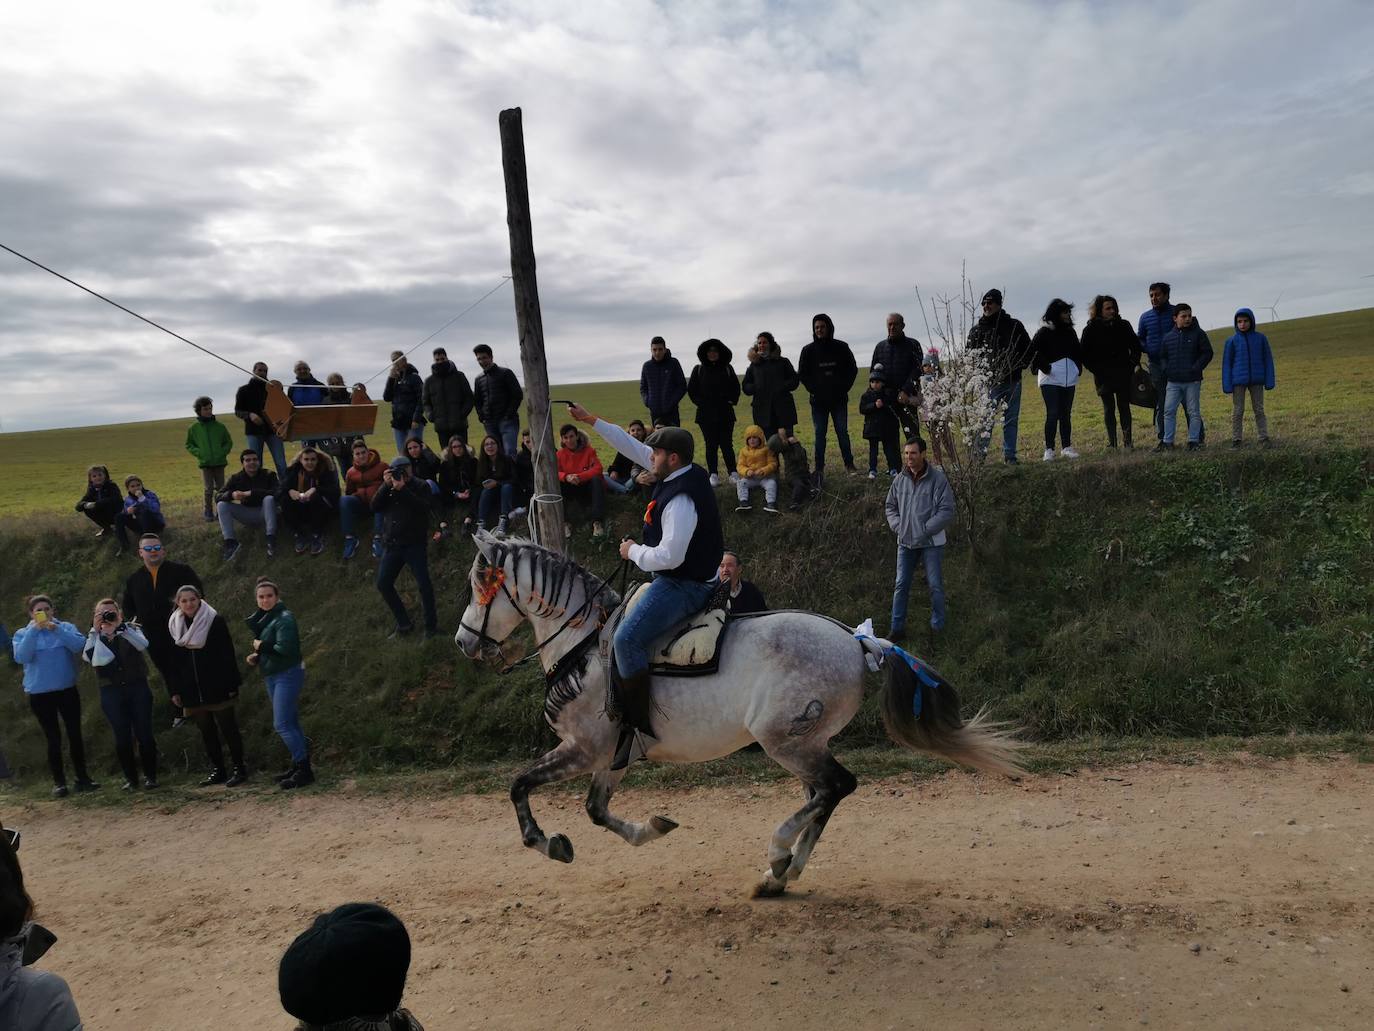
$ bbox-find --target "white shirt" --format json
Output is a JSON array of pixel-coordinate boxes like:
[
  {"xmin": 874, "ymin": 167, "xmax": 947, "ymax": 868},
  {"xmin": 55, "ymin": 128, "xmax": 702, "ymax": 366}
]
[{"xmin": 593, "ymin": 419, "xmax": 701, "ymax": 575}]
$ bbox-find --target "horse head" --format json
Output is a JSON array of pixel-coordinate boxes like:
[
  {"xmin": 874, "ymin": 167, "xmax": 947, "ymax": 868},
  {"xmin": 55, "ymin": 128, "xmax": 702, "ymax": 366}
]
[{"xmin": 454, "ymin": 530, "xmax": 528, "ymax": 664}]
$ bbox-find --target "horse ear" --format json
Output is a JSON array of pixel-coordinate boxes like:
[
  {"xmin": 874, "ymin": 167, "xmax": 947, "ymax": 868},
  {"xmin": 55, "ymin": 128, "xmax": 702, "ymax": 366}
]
[{"xmin": 472, "ymin": 528, "xmax": 498, "ymax": 562}]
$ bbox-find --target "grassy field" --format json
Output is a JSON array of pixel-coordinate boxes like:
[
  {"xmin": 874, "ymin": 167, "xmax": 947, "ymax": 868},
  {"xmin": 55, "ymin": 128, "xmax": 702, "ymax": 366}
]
[
  {"xmin": 3, "ymin": 307, "xmax": 1369, "ymax": 518},
  {"xmin": 0, "ymin": 309, "xmax": 1370, "ymax": 795}
]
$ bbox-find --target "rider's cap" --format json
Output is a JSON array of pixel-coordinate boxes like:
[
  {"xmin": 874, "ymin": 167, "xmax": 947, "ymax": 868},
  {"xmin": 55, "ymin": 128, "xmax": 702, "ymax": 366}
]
[
  {"xmin": 644, "ymin": 425, "xmax": 694, "ymax": 464},
  {"xmin": 278, "ymin": 903, "xmax": 411, "ymax": 1024}
]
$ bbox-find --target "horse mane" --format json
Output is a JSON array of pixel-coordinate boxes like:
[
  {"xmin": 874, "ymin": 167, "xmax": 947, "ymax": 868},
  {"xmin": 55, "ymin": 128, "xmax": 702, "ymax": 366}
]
[{"xmin": 478, "ymin": 533, "xmax": 622, "ymax": 619}]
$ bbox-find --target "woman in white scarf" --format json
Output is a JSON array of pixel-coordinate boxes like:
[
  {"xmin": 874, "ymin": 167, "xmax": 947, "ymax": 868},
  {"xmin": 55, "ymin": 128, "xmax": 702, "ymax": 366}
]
[{"xmin": 167, "ymin": 587, "xmax": 248, "ymax": 787}]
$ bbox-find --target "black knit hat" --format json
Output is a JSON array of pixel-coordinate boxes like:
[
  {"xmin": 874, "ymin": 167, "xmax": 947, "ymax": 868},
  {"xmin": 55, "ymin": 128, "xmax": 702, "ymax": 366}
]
[
  {"xmin": 981, "ymin": 289, "xmax": 1003, "ymax": 305},
  {"xmin": 278, "ymin": 903, "xmax": 411, "ymax": 1024}
]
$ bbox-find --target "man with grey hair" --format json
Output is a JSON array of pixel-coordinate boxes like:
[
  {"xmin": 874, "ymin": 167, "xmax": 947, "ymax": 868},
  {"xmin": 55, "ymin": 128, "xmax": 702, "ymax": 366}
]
[{"xmin": 870, "ymin": 313, "xmax": 922, "ymax": 412}]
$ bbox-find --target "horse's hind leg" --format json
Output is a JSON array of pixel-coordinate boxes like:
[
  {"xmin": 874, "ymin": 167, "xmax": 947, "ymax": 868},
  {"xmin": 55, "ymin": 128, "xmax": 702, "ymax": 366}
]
[
  {"xmin": 584, "ymin": 770, "xmax": 679, "ymax": 846},
  {"xmin": 510, "ymin": 742, "xmax": 596, "ymax": 863},
  {"xmin": 783, "ymin": 752, "xmax": 857, "ymax": 882},
  {"xmin": 753, "ymin": 746, "xmax": 856, "ymax": 898}
]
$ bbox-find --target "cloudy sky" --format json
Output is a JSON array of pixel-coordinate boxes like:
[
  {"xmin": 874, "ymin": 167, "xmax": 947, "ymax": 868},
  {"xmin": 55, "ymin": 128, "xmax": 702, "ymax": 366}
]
[{"xmin": 2, "ymin": 0, "xmax": 1371, "ymax": 431}]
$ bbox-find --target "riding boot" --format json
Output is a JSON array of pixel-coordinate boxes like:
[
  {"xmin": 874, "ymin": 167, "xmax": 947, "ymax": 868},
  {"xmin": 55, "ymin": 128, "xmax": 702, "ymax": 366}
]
[{"xmin": 610, "ymin": 669, "xmax": 655, "ymax": 771}]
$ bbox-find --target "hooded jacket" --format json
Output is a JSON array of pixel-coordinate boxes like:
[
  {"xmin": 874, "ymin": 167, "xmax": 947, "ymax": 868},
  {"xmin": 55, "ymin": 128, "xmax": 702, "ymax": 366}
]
[
  {"xmin": 736, "ymin": 425, "xmax": 778, "ymax": 479},
  {"xmin": 798, "ymin": 314, "xmax": 859, "ymax": 405},
  {"xmin": 966, "ymin": 311, "xmax": 1033, "ymax": 385},
  {"xmin": 383, "ymin": 364, "xmax": 426, "ymax": 430},
  {"xmin": 11, "ymin": 619, "xmax": 84, "ymax": 694},
  {"xmin": 687, "ymin": 340, "xmax": 740, "ymax": 427},
  {"xmin": 276, "ymin": 454, "xmax": 342, "ymax": 508},
  {"xmin": 1160, "ymin": 321, "xmax": 1214, "ymax": 384},
  {"xmin": 556, "ymin": 440, "xmax": 603, "ymax": 482},
  {"xmin": 1030, "ymin": 322, "xmax": 1084, "ymax": 388},
  {"xmin": 1081, "ymin": 316, "xmax": 1143, "ymax": 395},
  {"xmin": 741, "ymin": 340, "xmax": 800, "ymax": 431},
  {"xmin": 422, "ymin": 361, "xmax": 475, "ymax": 432},
  {"xmin": 1136, "ymin": 303, "xmax": 1178, "ymax": 362},
  {"xmin": 1221, "ymin": 308, "xmax": 1276, "ymax": 392},
  {"xmin": 869, "ymin": 333, "xmax": 923, "ymax": 394},
  {"xmin": 345, "ymin": 448, "xmax": 386, "ymax": 504},
  {"xmin": 185, "ymin": 415, "xmax": 234, "ymax": 469},
  {"xmin": 474, "ymin": 362, "xmax": 524, "ymax": 423},
  {"xmin": 640, "ymin": 349, "xmax": 688, "ymax": 415}
]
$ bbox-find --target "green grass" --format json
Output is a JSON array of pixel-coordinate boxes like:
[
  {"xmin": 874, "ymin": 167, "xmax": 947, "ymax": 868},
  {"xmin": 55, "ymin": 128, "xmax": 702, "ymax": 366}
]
[{"xmin": 0, "ymin": 308, "xmax": 1371, "ymax": 791}]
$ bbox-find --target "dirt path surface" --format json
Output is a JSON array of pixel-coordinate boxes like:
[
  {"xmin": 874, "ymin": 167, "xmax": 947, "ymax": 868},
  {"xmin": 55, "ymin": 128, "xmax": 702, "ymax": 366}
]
[{"xmin": 9, "ymin": 757, "xmax": 1373, "ymax": 1030}]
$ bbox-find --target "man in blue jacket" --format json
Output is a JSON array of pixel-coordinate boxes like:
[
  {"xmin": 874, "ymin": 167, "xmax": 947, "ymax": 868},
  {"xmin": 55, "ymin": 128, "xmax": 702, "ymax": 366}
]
[
  {"xmin": 1222, "ymin": 308, "xmax": 1276, "ymax": 447},
  {"xmin": 1138, "ymin": 282, "xmax": 1204, "ymax": 443},
  {"xmin": 639, "ymin": 337, "xmax": 687, "ymax": 427},
  {"xmin": 1156, "ymin": 303, "xmax": 1213, "ymax": 451}
]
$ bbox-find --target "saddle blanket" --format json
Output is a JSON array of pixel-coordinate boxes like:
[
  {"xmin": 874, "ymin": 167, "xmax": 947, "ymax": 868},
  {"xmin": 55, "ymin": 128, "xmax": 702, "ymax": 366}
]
[{"xmin": 621, "ymin": 582, "xmax": 729, "ymax": 675}]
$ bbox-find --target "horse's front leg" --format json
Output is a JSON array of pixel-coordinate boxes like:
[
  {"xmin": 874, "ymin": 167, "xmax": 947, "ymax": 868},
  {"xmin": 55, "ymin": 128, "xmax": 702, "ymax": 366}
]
[
  {"xmin": 584, "ymin": 769, "xmax": 679, "ymax": 846},
  {"xmin": 510, "ymin": 742, "xmax": 596, "ymax": 863}
]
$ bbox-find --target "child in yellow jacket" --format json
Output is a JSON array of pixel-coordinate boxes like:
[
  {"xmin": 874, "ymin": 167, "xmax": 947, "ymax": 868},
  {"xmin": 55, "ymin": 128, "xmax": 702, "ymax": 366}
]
[{"xmin": 735, "ymin": 424, "xmax": 779, "ymax": 513}]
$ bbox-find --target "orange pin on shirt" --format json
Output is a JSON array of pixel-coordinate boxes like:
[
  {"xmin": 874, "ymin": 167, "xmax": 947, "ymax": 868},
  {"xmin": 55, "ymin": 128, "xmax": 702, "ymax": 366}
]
[{"xmin": 643, "ymin": 499, "xmax": 657, "ymax": 526}]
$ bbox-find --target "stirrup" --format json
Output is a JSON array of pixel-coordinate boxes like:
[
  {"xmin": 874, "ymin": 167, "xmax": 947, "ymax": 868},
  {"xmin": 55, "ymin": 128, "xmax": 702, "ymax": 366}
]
[{"xmin": 610, "ymin": 726, "xmax": 650, "ymax": 771}]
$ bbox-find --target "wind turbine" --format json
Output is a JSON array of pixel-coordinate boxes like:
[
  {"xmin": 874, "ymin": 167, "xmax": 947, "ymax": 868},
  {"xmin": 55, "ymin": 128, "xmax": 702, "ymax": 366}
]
[{"xmin": 1261, "ymin": 291, "xmax": 1282, "ymax": 323}]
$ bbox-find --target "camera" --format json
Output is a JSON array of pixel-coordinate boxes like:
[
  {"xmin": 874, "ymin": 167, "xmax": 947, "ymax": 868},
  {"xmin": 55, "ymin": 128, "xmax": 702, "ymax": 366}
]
[{"xmin": 99, "ymin": 610, "xmax": 119, "ymax": 624}]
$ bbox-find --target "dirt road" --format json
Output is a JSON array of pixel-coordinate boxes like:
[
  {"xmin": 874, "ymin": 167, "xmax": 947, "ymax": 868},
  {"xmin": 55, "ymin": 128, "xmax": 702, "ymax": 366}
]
[{"xmin": 9, "ymin": 756, "xmax": 1372, "ymax": 1029}]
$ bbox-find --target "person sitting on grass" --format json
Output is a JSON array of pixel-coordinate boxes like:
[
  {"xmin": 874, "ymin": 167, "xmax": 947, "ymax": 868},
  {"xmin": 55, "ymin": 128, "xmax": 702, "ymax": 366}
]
[
  {"xmin": 859, "ymin": 371, "xmax": 901, "ymax": 479},
  {"xmin": 278, "ymin": 903, "xmax": 424, "ymax": 1031},
  {"xmin": 340, "ymin": 440, "xmax": 386, "ymax": 560},
  {"xmin": 168, "ymin": 585, "xmax": 247, "ymax": 787},
  {"xmin": 734, "ymin": 424, "xmax": 779, "ymax": 514},
  {"xmin": 276, "ymin": 447, "xmax": 340, "ymax": 556},
  {"xmin": 1222, "ymin": 307, "xmax": 1276, "ymax": 448},
  {"xmin": 604, "ymin": 419, "xmax": 648, "ymax": 496},
  {"xmin": 474, "ymin": 434, "xmax": 516, "ymax": 536},
  {"xmin": 557, "ymin": 423, "xmax": 606, "ymax": 539},
  {"xmin": 513, "ymin": 428, "xmax": 534, "ymax": 516},
  {"xmin": 74, "ymin": 464, "xmax": 121, "ymax": 539},
  {"xmin": 82, "ymin": 598, "xmax": 159, "ymax": 791},
  {"xmin": 246, "ymin": 577, "xmax": 314, "ymax": 790},
  {"xmin": 185, "ymin": 395, "xmax": 234, "ymax": 521},
  {"xmin": 216, "ymin": 449, "xmax": 280, "ymax": 561},
  {"xmin": 11, "ymin": 596, "xmax": 98, "ymax": 799},
  {"xmin": 435, "ymin": 436, "xmax": 477, "ymax": 541},
  {"xmin": 114, "ymin": 474, "xmax": 164, "ymax": 557},
  {"xmin": 767, "ymin": 431, "xmax": 816, "ymax": 512}
]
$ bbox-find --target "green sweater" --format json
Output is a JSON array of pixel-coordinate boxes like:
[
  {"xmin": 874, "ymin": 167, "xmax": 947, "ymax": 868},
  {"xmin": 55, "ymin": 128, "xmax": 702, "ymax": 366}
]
[
  {"xmin": 185, "ymin": 416, "xmax": 234, "ymax": 469},
  {"xmin": 246, "ymin": 603, "xmax": 302, "ymax": 676}
]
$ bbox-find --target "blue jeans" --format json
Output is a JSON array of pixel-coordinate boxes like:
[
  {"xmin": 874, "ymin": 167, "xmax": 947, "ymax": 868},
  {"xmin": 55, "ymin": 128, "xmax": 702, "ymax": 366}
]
[
  {"xmin": 1163, "ymin": 381, "xmax": 1202, "ymax": 444},
  {"xmin": 810, "ymin": 397, "xmax": 854, "ymax": 472},
  {"xmin": 265, "ymin": 664, "xmax": 308, "ymax": 762},
  {"xmin": 245, "ymin": 433, "xmax": 287, "ymax": 475},
  {"xmin": 985, "ymin": 379, "xmax": 1022, "ymax": 461},
  {"xmin": 483, "ymin": 417, "xmax": 521, "ymax": 458},
  {"xmin": 478, "ymin": 482, "xmax": 515, "ymax": 524},
  {"xmin": 376, "ymin": 542, "xmax": 437, "ymax": 632},
  {"xmin": 339, "ymin": 494, "xmax": 384, "ymax": 538},
  {"xmin": 603, "ymin": 473, "xmax": 636, "ymax": 495},
  {"xmin": 891, "ymin": 544, "xmax": 946, "ymax": 634},
  {"xmin": 391, "ymin": 425, "xmax": 423, "ymax": 456},
  {"xmin": 613, "ymin": 576, "xmax": 716, "ymax": 676}
]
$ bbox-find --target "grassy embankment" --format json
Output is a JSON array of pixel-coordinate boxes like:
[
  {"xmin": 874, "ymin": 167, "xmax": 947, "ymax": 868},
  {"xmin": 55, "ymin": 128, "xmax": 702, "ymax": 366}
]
[{"xmin": 0, "ymin": 308, "xmax": 1370, "ymax": 799}]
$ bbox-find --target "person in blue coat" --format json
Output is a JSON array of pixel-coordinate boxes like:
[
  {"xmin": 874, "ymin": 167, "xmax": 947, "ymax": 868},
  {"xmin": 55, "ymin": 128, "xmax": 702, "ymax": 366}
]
[
  {"xmin": 11, "ymin": 596, "xmax": 99, "ymax": 797},
  {"xmin": 1221, "ymin": 307, "xmax": 1275, "ymax": 447}
]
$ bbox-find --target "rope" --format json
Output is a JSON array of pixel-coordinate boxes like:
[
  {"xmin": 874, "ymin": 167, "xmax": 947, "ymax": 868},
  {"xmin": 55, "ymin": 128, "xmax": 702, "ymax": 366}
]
[{"xmin": 359, "ymin": 275, "xmax": 513, "ymax": 385}]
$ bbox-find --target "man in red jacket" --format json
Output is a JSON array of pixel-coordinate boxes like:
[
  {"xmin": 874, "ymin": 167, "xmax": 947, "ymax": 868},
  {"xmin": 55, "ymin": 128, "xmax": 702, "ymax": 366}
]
[{"xmin": 557, "ymin": 424, "xmax": 606, "ymax": 539}]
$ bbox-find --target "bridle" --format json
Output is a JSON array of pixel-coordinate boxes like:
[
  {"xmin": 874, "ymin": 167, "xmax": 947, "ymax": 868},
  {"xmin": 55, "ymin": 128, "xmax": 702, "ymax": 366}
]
[{"xmin": 459, "ymin": 556, "xmax": 626, "ymax": 676}]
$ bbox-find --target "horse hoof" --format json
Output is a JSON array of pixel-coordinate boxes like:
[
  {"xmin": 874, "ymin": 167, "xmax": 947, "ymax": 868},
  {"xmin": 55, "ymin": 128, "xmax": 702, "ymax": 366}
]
[
  {"xmin": 751, "ymin": 875, "xmax": 787, "ymax": 899},
  {"xmin": 649, "ymin": 815, "xmax": 679, "ymax": 835},
  {"xmin": 547, "ymin": 833, "xmax": 575, "ymax": 864}
]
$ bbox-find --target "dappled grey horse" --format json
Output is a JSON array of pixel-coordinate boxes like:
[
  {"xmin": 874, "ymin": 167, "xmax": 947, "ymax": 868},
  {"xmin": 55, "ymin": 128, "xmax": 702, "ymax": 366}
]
[{"xmin": 455, "ymin": 532, "xmax": 1022, "ymax": 896}]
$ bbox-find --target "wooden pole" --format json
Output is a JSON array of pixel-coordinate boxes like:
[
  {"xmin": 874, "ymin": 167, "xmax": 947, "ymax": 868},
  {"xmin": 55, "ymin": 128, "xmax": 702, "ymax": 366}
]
[{"xmin": 499, "ymin": 106, "xmax": 565, "ymax": 551}]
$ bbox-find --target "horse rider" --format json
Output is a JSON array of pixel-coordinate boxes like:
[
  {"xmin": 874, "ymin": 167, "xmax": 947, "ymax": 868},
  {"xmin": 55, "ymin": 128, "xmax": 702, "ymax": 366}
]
[{"xmin": 567, "ymin": 402, "xmax": 724, "ymax": 769}]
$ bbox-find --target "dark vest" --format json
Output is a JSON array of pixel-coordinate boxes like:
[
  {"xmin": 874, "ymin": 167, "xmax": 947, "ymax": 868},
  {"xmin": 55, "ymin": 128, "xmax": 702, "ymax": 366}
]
[{"xmin": 642, "ymin": 465, "xmax": 723, "ymax": 583}]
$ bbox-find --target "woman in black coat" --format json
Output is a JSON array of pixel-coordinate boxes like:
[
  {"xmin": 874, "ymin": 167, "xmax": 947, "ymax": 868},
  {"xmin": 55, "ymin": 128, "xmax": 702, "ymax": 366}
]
[
  {"xmin": 741, "ymin": 332, "xmax": 799, "ymax": 439},
  {"xmin": 1081, "ymin": 294, "xmax": 1144, "ymax": 449},
  {"xmin": 168, "ymin": 586, "xmax": 247, "ymax": 787},
  {"xmin": 74, "ymin": 465, "xmax": 122, "ymax": 535},
  {"xmin": 687, "ymin": 338, "xmax": 740, "ymax": 485}
]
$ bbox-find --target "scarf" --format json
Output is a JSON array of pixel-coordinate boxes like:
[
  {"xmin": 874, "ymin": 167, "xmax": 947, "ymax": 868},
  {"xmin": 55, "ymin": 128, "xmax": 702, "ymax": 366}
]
[
  {"xmin": 297, "ymin": 1009, "xmax": 425, "ymax": 1031},
  {"xmin": 168, "ymin": 598, "xmax": 218, "ymax": 649}
]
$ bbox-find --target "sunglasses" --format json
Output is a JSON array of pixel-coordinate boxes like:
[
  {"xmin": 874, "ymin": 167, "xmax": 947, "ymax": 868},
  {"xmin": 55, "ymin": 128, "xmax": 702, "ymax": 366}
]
[{"xmin": 141, "ymin": 544, "xmax": 164, "ymax": 553}]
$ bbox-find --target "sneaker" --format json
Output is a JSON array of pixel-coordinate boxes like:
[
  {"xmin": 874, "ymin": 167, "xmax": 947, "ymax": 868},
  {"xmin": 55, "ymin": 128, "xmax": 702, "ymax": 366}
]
[
  {"xmin": 867, "ymin": 470, "xmax": 877, "ymax": 479},
  {"xmin": 564, "ymin": 522, "xmax": 573, "ymax": 540},
  {"xmin": 310, "ymin": 534, "xmax": 324, "ymax": 556},
  {"xmin": 52, "ymin": 784, "xmax": 70, "ymax": 798},
  {"xmin": 728, "ymin": 472, "xmax": 741, "ymax": 485},
  {"xmin": 371, "ymin": 535, "xmax": 383, "ymax": 559},
  {"xmin": 172, "ymin": 715, "xmax": 188, "ymax": 729},
  {"xmin": 294, "ymin": 533, "xmax": 308, "ymax": 555},
  {"xmin": 1005, "ymin": 455, "xmax": 1019, "ymax": 466},
  {"xmin": 1259, "ymin": 437, "xmax": 1273, "ymax": 449},
  {"xmin": 735, "ymin": 503, "xmax": 753, "ymax": 512},
  {"xmin": 1231, "ymin": 439, "xmax": 1243, "ymax": 449},
  {"xmin": 762, "ymin": 504, "xmax": 780, "ymax": 514},
  {"xmin": 121, "ymin": 780, "xmax": 137, "ymax": 792},
  {"xmin": 1153, "ymin": 442, "xmax": 1174, "ymax": 453},
  {"xmin": 143, "ymin": 777, "xmax": 159, "ymax": 789},
  {"xmin": 496, "ymin": 516, "xmax": 509, "ymax": 537},
  {"xmin": 266, "ymin": 534, "xmax": 277, "ymax": 559},
  {"xmin": 73, "ymin": 778, "xmax": 100, "ymax": 793},
  {"xmin": 843, "ymin": 464, "xmax": 858, "ymax": 474},
  {"xmin": 509, "ymin": 506, "xmax": 527, "ymax": 519},
  {"xmin": 225, "ymin": 766, "xmax": 249, "ymax": 788},
  {"xmin": 202, "ymin": 508, "xmax": 215, "ymax": 522},
  {"xmin": 1042, "ymin": 448, "xmax": 1055, "ymax": 462},
  {"xmin": 342, "ymin": 536, "xmax": 359, "ymax": 560},
  {"xmin": 1186, "ymin": 441, "xmax": 1202, "ymax": 451},
  {"xmin": 94, "ymin": 528, "xmax": 107, "ymax": 538},
  {"xmin": 786, "ymin": 501, "xmax": 801, "ymax": 512},
  {"xmin": 1060, "ymin": 447, "xmax": 1080, "ymax": 459},
  {"xmin": 592, "ymin": 521, "xmax": 605, "ymax": 539},
  {"xmin": 475, "ymin": 521, "xmax": 487, "ymax": 533},
  {"xmin": 221, "ymin": 539, "xmax": 241, "ymax": 562},
  {"xmin": 388, "ymin": 624, "xmax": 415, "ymax": 640},
  {"xmin": 199, "ymin": 768, "xmax": 228, "ymax": 787},
  {"xmin": 709, "ymin": 473, "xmax": 720, "ymax": 488}
]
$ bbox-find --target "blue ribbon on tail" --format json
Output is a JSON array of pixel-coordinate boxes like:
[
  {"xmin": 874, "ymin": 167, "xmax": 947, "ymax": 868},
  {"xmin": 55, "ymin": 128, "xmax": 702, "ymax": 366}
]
[{"xmin": 853, "ymin": 619, "xmax": 942, "ymax": 717}]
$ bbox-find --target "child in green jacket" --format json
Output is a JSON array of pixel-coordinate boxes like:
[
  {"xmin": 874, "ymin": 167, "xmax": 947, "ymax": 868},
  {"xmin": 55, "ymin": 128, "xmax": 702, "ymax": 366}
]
[{"xmin": 186, "ymin": 396, "xmax": 234, "ymax": 521}]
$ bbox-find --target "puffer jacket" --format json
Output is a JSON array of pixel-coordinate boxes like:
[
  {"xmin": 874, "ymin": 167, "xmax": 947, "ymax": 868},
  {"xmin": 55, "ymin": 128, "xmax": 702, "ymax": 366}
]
[
  {"xmin": 1081, "ymin": 316, "xmax": 1143, "ymax": 395},
  {"xmin": 869, "ymin": 333, "xmax": 923, "ymax": 393},
  {"xmin": 246, "ymin": 602, "xmax": 302, "ymax": 677},
  {"xmin": 474, "ymin": 363, "xmax": 524, "ymax": 423},
  {"xmin": 742, "ymin": 342, "xmax": 799, "ymax": 431},
  {"xmin": 798, "ymin": 314, "xmax": 858, "ymax": 405},
  {"xmin": 1221, "ymin": 308, "xmax": 1276, "ymax": 392},
  {"xmin": 1160, "ymin": 323, "xmax": 1214, "ymax": 384},
  {"xmin": 287, "ymin": 375, "xmax": 327, "ymax": 407},
  {"xmin": 859, "ymin": 387, "xmax": 899, "ymax": 440},
  {"xmin": 422, "ymin": 361, "xmax": 474, "ymax": 429},
  {"xmin": 383, "ymin": 365, "xmax": 426, "ymax": 430},
  {"xmin": 687, "ymin": 340, "xmax": 740, "ymax": 428},
  {"xmin": 1136, "ymin": 303, "xmax": 1177, "ymax": 362},
  {"xmin": 344, "ymin": 448, "xmax": 386, "ymax": 504},
  {"xmin": 736, "ymin": 426, "xmax": 778, "ymax": 479},
  {"xmin": 966, "ymin": 311, "xmax": 1033, "ymax": 385},
  {"xmin": 884, "ymin": 461, "xmax": 956, "ymax": 548},
  {"xmin": 1030, "ymin": 323, "xmax": 1084, "ymax": 388},
  {"xmin": 640, "ymin": 350, "xmax": 688, "ymax": 415}
]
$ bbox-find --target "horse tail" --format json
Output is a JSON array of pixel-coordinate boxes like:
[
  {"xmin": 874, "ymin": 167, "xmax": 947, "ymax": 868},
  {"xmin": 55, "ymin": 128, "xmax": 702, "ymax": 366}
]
[{"xmin": 876, "ymin": 645, "xmax": 1025, "ymax": 778}]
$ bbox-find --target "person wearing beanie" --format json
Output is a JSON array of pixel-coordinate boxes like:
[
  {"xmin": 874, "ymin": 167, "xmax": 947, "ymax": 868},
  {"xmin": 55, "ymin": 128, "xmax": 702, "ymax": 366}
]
[
  {"xmin": 798, "ymin": 313, "xmax": 859, "ymax": 483},
  {"xmin": 966, "ymin": 289, "xmax": 1034, "ymax": 463},
  {"xmin": 278, "ymin": 903, "xmax": 423, "ymax": 1031},
  {"xmin": 185, "ymin": 396, "xmax": 234, "ymax": 521},
  {"xmin": 859, "ymin": 369, "xmax": 901, "ymax": 477}
]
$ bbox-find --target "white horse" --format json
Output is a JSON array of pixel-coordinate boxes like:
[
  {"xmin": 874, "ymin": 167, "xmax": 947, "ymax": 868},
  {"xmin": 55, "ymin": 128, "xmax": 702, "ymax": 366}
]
[{"xmin": 455, "ymin": 532, "xmax": 1022, "ymax": 897}]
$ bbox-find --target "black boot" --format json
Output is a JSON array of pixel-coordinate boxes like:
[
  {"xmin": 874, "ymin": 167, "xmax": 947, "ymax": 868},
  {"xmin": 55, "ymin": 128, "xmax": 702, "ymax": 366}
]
[
  {"xmin": 199, "ymin": 767, "xmax": 227, "ymax": 786},
  {"xmin": 225, "ymin": 765, "xmax": 249, "ymax": 788},
  {"xmin": 281, "ymin": 758, "xmax": 315, "ymax": 790},
  {"xmin": 610, "ymin": 670, "xmax": 655, "ymax": 771},
  {"xmin": 274, "ymin": 762, "xmax": 298, "ymax": 785}
]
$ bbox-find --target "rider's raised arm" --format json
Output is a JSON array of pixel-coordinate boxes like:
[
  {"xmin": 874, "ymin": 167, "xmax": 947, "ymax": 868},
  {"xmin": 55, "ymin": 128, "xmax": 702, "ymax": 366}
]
[{"xmin": 591, "ymin": 418, "xmax": 654, "ymax": 469}]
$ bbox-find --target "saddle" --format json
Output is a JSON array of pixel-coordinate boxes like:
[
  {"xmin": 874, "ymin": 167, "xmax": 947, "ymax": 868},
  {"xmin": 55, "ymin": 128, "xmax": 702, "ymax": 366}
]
[{"xmin": 601, "ymin": 581, "xmax": 731, "ymax": 678}]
